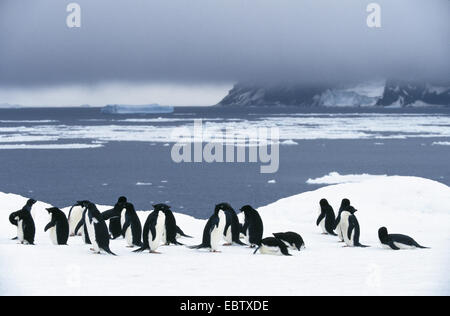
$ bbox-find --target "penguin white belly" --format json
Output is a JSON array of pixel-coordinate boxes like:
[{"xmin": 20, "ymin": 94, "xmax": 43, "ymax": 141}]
[
  {"xmin": 259, "ymin": 245, "xmax": 281, "ymax": 255},
  {"xmin": 49, "ymin": 226, "xmax": 58, "ymax": 245},
  {"xmin": 149, "ymin": 213, "xmax": 166, "ymax": 251},
  {"xmin": 211, "ymin": 211, "xmax": 227, "ymax": 251},
  {"xmin": 224, "ymin": 226, "xmax": 232, "ymax": 243},
  {"xmin": 393, "ymin": 242, "xmax": 415, "ymax": 250},
  {"xmin": 85, "ymin": 213, "xmax": 99, "ymax": 252},
  {"xmin": 318, "ymin": 210, "xmax": 327, "ymax": 233},
  {"xmin": 244, "ymin": 228, "xmax": 250, "ymax": 245},
  {"xmin": 125, "ymin": 226, "xmax": 133, "ymax": 247},
  {"xmin": 69, "ymin": 207, "xmax": 83, "ymax": 236},
  {"xmin": 340, "ymin": 213, "xmax": 353, "ymax": 247},
  {"xmin": 17, "ymin": 219, "xmax": 24, "ymax": 242}
]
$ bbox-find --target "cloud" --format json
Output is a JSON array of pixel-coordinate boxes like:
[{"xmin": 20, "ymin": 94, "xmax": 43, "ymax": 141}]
[{"xmin": 0, "ymin": 0, "xmax": 449, "ymax": 89}]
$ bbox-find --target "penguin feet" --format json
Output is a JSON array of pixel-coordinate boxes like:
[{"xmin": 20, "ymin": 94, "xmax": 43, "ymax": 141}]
[
  {"xmin": 223, "ymin": 243, "xmax": 232, "ymax": 246},
  {"xmin": 150, "ymin": 250, "xmax": 162, "ymax": 254},
  {"xmin": 70, "ymin": 233, "xmax": 75, "ymax": 237},
  {"xmin": 210, "ymin": 250, "xmax": 222, "ymax": 253}
]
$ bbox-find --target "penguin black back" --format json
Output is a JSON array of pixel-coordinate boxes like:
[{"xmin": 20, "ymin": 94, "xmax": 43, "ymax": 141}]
[
  {"xmin": 157, "ymin": 204, "xmax": 183, "ymax": 246},
  {"xmin": 317, "ymin": 199, "xmax": 337, "ymax": 235},
  {"xmin": 273, "ymin": 232, "xmax": 305, "ymax": 251},
  {"xmin": 45, "ymin": 207, "xmax": 69, "ymax": 245},
  {"xmin": 122, "ymin": 202, "xmax": 143, "ymax": 247},
  {"xmin": 221, "ymin": 203, "xmax": 246, "ymax": 246},
  {"xmin": 240, "ymin": 205, "xmax": 264, "ymax": 247},
  {"xmin": 378, "ymin": 227, "xmax": 429, "ymax": 250}
]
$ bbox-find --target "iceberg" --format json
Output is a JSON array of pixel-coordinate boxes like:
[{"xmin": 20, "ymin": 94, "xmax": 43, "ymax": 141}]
[{"xmin": 101, "ymin": 104, "xmax": 174, "ymax": 114}]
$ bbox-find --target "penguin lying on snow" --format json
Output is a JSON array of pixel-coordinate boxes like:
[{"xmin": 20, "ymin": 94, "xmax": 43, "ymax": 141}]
[
  {"xmin": 273, "ymin": 232, "xmax": 305, "ymax": 251},
  {"xmin": 10, "ymin": 199, "xmax": 37, "ymax": 245},
  {"xmin": 78, "ymin": 201, "xmax": 116, "ymax": 255},
  {"xmin": 253, "ymin": 237, "xmax": 291, "ymax": 256},
  {"xmin": 316, "ymin": 199, "xmax": 337, "ymax": 236},
  {"xmin": 134, "ymin": 204, "xmax": 167, "ymax": 254},
  {"xmin": 9, "ymin": 199, "xmax": 37, "ymax": 241},
  {"xmin": 240, "ymin": 205, "xmax": 263, "ymax": 248},
  {"xmin": 45, "ymin": 207, "xmax": 69, "ymax": 245},
  {"xmin": 378, "ymin": 227, "xmax": 429, "ymax": 250},
  {"xmin": 190, "ymin": 204, "xmax": 227, "ymax": 252},
  {"xmin": 102, "ymin": 196, "xmax": 127, "ymax": 239}
]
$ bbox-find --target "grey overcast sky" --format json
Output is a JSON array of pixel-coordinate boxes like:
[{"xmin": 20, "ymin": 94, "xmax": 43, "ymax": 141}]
[{"xmin": 0, "ymin": 0, "xmax": 449, "ymax": 106}]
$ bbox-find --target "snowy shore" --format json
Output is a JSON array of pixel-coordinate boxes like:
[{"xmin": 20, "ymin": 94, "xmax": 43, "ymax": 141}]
[{"xmin": 1, "ymin": 176, "xmax": 449, "ymax": 296}]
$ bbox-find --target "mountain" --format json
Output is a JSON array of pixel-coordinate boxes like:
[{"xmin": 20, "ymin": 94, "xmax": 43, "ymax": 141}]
[{"xmin": 217, "ymin": 80, "xmax": 450, "ymax": 107}]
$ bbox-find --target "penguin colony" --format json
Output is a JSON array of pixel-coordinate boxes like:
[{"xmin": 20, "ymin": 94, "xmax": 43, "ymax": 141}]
[{"xmin": 8, "ymin": 196, "xmax": 428, "ymax": 255}]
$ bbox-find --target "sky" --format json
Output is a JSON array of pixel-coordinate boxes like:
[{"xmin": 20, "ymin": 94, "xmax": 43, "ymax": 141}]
[{"xmin": 0, "ymin": 0, "xmax": 449, "ymax": 107}]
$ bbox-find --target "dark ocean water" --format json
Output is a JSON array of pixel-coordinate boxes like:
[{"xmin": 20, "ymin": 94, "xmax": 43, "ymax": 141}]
[{"xmin": 0, "ymin": 106, "xmax": 449, "ymax": 218}]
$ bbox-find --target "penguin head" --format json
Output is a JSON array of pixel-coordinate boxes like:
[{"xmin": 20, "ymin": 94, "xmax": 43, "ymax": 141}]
[
  {"xmin": 77, "ymin": 200, "xmax": 91, "ymax": 208},
  {"xmin": 240, "ymin": 205, "xmax": 256, "ymax": 214},
  {"xmin": 378, "ymin": 227, "xmax": 389, "ymax": 243},
  {"xmin": 319, "ymin": 199, "xmax": 329, "ymax": 208},
  {"xmin": 27, "ymin": 199, "xmax": 37, "ymax": 206},
  {"xmin": 46, "ymin": 207, "xmax": 60, "ymax": 214},
  {"xmin": 346, "ymin": 206, "xmax": 358, "ymax": 214},
  {"xmin": 216, "ymin": 202, "xmax": 233, "ymax": 213},
  {"xmin": 117, "ymin": 196, "xmax": 127, "ymax": 205},
  {"xmin": 341, "ymin": 199, "xmax": 350, "ymax": 208}
]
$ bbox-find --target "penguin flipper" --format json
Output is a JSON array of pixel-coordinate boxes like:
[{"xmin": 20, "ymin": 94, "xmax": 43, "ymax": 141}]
[
  {"xmin": 176, "ymin": 225, "xmax": 193, "ymax": 238},
  {"xmin": 388, "ymin": 241, "xmax": 400, "ymax": 250},
  {"xmin": 74, "ymin": 218, "xmax": 84, "ymax": 236},
  {"xmin": 253, "ymin": 246, "xmax": 261, "ymax": 255},
  {"xmin": 278, "ymin": 242, "xmax": 292, "ymax": 256},
  {"xmin": 316, "ymin": 213, "xmax": 325, "ymax": 226},
  {"xmin": 44, "ymin": 221, "xmax": 56, "ymax": 232}
]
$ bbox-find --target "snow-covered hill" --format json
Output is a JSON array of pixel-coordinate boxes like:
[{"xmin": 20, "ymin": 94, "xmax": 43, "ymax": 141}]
[
  {"xmin": 218, "ymin": 81, "xmax": 450, "ymax": 107},
  {"xmin": 1, "ymin": 176, "xmax": 449, "ymax": 295}
]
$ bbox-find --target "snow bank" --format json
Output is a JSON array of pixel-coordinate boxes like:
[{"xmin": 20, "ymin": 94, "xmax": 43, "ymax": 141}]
[
  {"xmin": 307, "ymin": 172, "xmax": 388, "ymax": 185},
  {"xmin": 1, "ymin": 176, "xmax": 449, "ymax": 296}
]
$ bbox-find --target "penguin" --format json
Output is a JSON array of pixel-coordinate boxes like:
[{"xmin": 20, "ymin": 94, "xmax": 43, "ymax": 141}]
[
  {"xmin": 240, "ymin": 205, "xmax": 264, "ymax": 247},
  {"xmin": 134, "ymin": 205, "xmax": 167, "ymax": 254},
  {"xmin": 220, "ymin": 203, "xmax": 246, "ymax": 246},
  {"xmin": 68, "ymin": 202, "xmax": 85, "ymax": 237},
  {"xmin": 176, "ymin": 225, "xmax": 192, "ymax": 239},
  {"xmin": 316, "ymin": 199, "xmax": 337, "ymax": 235},
  {"xmin": 74, "ymin": 202, "xmax": 91, "ymax": 245},
  {"xmin": 78, "ymin": 201, "xmax": 116, "ymax": 255},
  {"xmin": 253, "ymin": 237, "xmax": 291, "ymax": 256},
  {"xmin": 121, "ymin": 202, "xmax": 143, "ymax": 248},
  {"xmin": 189, "ymin": 204, "xmax": 227, "ymax": 252},
  {"xmin": 44, "ymin": 207, "xmax": 69, "ymax": 245},
  {"xmin": 339, "ymin": 208, "xmax": 369, "ymax": 248},
  {"xmin": 378, "ymin": 227, "xmax": 429, "ymax": 250},
  {"xmin": 335, "ymin": 200, "xmax": 355, "ymax": 241},
  {"xmin": 273, "ymin": 232, "xmax": 305, "ymax": 251},
  {"xmin": 102, "ymin": 196, "xmax": 127, "ymax": 239},
  {"xmin": 9, "ymin": 199, "xmax": 36, "ymax": 240},
  {"xmin": 158, "ymin": 204, "xmax": 183, "ymax": 246}
]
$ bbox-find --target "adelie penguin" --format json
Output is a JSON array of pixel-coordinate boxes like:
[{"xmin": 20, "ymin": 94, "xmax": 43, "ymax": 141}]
[
  {"xmin": 68, "ymin": 201, "xmax": 85, "ymax": 237},
  {"xmin": 240, "ymin": 205, "xmax": 264, "ymax": 248},
  {"xmin": 74, "ymin": 201, "xmax": 92, "ymax": 245},
  {"xmin": 102, "ymin": 196, "xmax": 127, "ymax": 239},
  {"xmin": 9, "ymin": 199, "xmax": 37, "ymax": 245},
  {"xmin": 134, "ymin": 204, "xmax": 167, "ymax": 254},
  {"xmin": 253, "ymin": 237, "xmax": 291, "ymax": 256},
  {"xmin": 334, "ymin": 199, "xmax": 353, "ymax": 242},
  {"xmin": 159, "ymin": 204, "xmax": 184, "ymax": 246},
  {"xmin": 378, "ymin": 227, "xmax": 429, "ymax": 250},
  {"xmin": 273, "ymin": 232, "xmax": 305, "ymax": 251},
  {"xmin": 189, "ymin": 204, "xmax": 227, "ymax": 253},
  {"xmin": 45, "ymin": 207, "xmax": 69, "ymax": 245},
  {"xmin": 78, "ymin": 201, "xmax": 116, "ymax": 255},
  {"xmin": 121, "ymin": 202, "xmax": 143, "ymax": 248},
  {"xmin": 220, "ymin": 203, "xmax": 246, "ymax": 246},
  {"xmin": 316, "ymin": 199, "xmax": 337, "ymax": 236},
  {"xmin": 340, "ymin": 206, "xmax": 369, "ymax": 248}
]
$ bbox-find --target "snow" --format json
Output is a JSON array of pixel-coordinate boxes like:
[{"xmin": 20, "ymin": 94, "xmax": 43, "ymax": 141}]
[
  {"xmin": 432, "ymin": 141, "xmax": 450, "ymax": 146},
  {"xmin": 0, "ymin": 144, "xmax": 104, "ymax": 150},
  {"xmin": 100, "ymin": 104, "xmax": 174, "ymax": 114},
  {"xmin": 307, "ymin": 172, "xmax": 388, "ymax": 185},
  {"xmin": 1, "ymin": 176, "xmax": 449, "ymax": 296}
]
